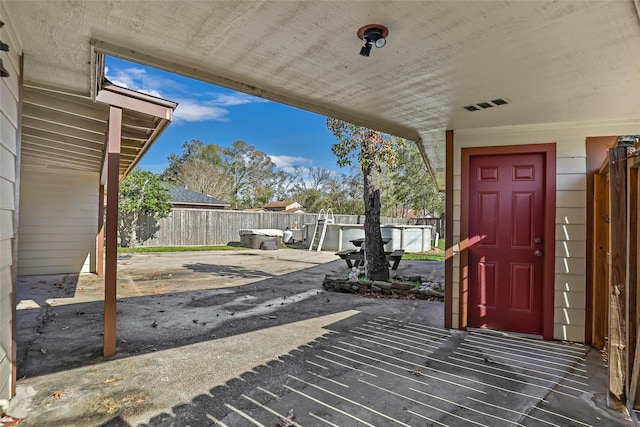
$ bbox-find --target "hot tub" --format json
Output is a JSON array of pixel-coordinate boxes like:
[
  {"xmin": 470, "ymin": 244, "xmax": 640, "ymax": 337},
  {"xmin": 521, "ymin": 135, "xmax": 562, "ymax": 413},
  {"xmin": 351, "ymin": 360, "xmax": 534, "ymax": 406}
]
[
  {"xmin": 303, "ymin": 223, "xmax": 432, "ymax": 252},
  {"xmin": 239, "ymin": 229, "xmax": 283, "ymax": 249}
]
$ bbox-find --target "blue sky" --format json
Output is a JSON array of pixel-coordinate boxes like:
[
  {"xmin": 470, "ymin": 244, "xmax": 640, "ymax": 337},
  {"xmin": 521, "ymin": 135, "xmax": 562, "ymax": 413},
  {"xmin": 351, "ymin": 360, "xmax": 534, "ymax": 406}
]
[{"xmin": 105, "ymin": 56, "xmax": 346, "ymax": 176}]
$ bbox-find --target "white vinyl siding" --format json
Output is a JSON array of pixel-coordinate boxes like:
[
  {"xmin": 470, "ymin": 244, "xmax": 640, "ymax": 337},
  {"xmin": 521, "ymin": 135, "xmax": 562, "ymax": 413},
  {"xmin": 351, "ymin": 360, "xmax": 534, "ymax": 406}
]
[
  {"xmin": 0, "ymin": 1, "xmax": 21, "ymax": 398},
  {"xmin": 18, "ymin": 170, "xmax": 98, "ymax": 275},
  {"xmin": 451, "ymin": 120, "xmax": 640, "ymax": 342}
]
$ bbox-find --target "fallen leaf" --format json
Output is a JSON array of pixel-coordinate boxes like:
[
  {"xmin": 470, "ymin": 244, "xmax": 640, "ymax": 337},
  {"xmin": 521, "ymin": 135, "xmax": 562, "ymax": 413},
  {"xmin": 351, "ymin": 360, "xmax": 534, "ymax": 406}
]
[
  {"xmin": 0, "ymin": 414, "xmax": 26, "ymax": 425},
  {"xmin": 103, "ymin": 377, "xmax": 124, "ymax": 384},
  {"xmin": 52, "ymin": 390, "xmax": 62, "ymax": 402},
  {"xmin": 277, "ymin": 409, "xmax": 296, "ymax": 427}
]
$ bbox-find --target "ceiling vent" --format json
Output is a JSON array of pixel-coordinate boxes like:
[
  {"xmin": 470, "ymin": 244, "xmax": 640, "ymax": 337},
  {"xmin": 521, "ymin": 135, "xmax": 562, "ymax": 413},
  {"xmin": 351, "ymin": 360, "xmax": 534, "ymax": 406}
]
[{"xmin": 464, "ymin": 98, "xmax": 509, "ymax": 112}]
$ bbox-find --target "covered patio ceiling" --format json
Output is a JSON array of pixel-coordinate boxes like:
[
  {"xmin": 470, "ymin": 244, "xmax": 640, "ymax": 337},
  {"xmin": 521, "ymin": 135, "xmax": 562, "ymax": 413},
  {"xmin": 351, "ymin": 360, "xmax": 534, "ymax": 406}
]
[
  {"xmin": 21, "ymin": 82, "xmax": 175, "ymax": 181},
  {"xmin": 5, "ymin": 1, "xmax": 640, "ymax": 187}
]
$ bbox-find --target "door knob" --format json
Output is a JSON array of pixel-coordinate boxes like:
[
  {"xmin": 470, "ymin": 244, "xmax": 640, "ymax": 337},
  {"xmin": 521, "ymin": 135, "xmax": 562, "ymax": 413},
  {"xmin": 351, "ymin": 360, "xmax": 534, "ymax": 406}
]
[{"xmin": 534, "ymin": 250, "xmax": 543, "ymax": 257}]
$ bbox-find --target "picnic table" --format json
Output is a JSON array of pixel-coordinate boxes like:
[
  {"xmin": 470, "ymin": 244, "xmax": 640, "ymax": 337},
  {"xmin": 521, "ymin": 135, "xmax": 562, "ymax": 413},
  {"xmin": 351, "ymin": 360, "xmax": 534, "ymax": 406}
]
[
  {"xmin": 335, "ymin": 237, "xmax": 404, "ymax": 270},
  {"xmin": 349, "ymin": 237, "xmax": 390, "ymax": 247}
]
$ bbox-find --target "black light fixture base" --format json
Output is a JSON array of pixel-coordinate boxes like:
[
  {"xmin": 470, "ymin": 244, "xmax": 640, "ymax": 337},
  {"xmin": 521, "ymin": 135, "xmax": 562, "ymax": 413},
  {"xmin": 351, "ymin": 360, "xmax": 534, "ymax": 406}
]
[{"xmin": 357, "ymin": 24, "xmax": 388, "ymax": 57}]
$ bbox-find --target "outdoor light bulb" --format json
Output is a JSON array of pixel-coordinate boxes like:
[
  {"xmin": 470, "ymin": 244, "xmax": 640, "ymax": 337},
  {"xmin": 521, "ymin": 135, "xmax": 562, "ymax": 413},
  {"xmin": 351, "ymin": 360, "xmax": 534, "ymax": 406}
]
[{"xmin": 375, "ymin": 37, "xmax": 386, "ymax": 48}]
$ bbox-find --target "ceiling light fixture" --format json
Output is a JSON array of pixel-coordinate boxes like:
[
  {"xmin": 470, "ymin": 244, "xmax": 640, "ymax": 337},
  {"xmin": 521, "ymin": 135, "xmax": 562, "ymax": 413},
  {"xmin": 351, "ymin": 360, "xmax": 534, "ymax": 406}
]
[{"xmin": 357, "ymin": 24, "xmax": 388, "ymax": 57}]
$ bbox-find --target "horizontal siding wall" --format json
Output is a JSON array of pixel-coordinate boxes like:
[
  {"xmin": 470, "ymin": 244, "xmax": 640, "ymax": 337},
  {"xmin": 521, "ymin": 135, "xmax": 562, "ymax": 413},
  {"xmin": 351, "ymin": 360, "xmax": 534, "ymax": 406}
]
[
  {"xmin": 134, "ymin": 210, "xmax": 416, "ymax": 247},
  {"xmin": 452, "ymin": 120, "xmax": 640, "ymax": 343},
  {"xmin": 18, "ymin": 169, "xmax": 98, "ymax": 275},
  {"xmin": 0, "ymin": 0, "xmax": 21, "ymax": 399}
]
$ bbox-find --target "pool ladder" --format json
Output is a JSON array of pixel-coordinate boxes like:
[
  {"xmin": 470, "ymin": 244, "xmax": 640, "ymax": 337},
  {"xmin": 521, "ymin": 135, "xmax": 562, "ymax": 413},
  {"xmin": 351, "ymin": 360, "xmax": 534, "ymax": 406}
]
[{"xmin": 309, "ymin": 208, "xmax": 334, "ymax": 252}]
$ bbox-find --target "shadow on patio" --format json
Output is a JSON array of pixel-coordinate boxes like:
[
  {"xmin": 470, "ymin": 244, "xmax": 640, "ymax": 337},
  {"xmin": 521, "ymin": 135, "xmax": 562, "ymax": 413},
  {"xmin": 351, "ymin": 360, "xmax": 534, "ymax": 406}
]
[{"xmin": 9, "ymin": 250, "xmax": 627, "ymax": 426}]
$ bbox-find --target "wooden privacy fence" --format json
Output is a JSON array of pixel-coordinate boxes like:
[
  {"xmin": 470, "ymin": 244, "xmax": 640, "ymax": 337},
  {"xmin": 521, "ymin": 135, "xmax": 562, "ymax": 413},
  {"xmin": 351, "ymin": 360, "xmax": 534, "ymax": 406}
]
[
  {"xmin": 127, "ymin": 209, "xmax": 432, "ymax": 247},
  {"xmin": 592, "ymin": 137, "xmax": 640, "ymax": 412}
]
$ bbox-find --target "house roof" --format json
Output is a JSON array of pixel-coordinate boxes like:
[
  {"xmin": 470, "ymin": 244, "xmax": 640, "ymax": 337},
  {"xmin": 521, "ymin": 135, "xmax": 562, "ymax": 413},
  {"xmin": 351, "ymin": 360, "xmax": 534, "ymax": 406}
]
[
  {"xmin": 165, "ymin": 184, "xmax": 230, "ymax": 207},
  {"xmin": 263, "ymin": 201, "xmax": 302, "ymax": 209},
  {"xmin": 6, "ymin": 1, "xmax": 640, "ymax": 188},
  {"xmin": 283, "ymin": 208, "xmax": 306, "ymax": 214}
]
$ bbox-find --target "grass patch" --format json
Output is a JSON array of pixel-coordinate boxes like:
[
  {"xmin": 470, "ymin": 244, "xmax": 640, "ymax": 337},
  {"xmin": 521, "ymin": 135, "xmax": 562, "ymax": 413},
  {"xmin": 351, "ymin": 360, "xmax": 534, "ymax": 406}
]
[
  {"xmin": 117, "ymin": 245, "xmax": 246, "ymax": 254},
  {"xmin": 402, "ymin": 253, "xmax": 443, "ymax": 262},
  {"xmin": 401, "ymin": 239, "xmax": 445, "ymax": 262}
]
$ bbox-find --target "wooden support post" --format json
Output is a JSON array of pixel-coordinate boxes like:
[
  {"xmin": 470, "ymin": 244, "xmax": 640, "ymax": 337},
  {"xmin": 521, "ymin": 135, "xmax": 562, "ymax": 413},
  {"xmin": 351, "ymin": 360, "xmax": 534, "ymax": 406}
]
[
  {"xmin": 586, "ymin": 136, "xmax": 617, "ymax": 346},
  {"xmin": 104, "ymin": 106, "xmax": 122, "ymax": 358},
  {"xmin": 627, "ymin": 159, "xmax": 639, "ymax": 401},
  {"xmin": 593, "ymin": 173, "xmax": 609, "ymax": 350},
  {"xmin": 444, "ymin": 130, "xmax": 454, "ymax": 329},
  {"xmin": 629, "ymin": 157, "xmax": 640, "ymax": 408},
  {"xmin": 608, "ymin": 144, "xmax": 629, "ymax": 409},
  {"xmin": 97, "ymin": 184, "xmax": 104, "ymax": 276}
]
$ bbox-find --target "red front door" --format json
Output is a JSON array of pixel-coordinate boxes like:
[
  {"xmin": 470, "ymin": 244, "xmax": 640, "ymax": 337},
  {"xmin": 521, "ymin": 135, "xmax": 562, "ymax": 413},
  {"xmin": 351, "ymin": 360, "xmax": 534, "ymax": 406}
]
[{"xmin": 468, "ymin": 153, "xmax": 545, "ymax": 335}]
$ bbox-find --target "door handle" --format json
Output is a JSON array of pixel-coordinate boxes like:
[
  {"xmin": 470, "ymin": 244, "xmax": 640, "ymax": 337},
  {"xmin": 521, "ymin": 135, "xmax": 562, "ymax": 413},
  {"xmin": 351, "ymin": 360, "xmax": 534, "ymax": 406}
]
[{"xmin": 534, "ymin": 250, "xmax": 543, "ymax": 257}]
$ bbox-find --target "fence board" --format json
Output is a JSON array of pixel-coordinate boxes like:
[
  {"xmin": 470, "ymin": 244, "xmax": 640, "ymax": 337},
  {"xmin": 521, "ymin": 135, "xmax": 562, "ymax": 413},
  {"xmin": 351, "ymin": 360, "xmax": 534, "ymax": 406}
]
[{"xmin": 127, "ymin": 209, "xmax": 435, "ymax": 247}]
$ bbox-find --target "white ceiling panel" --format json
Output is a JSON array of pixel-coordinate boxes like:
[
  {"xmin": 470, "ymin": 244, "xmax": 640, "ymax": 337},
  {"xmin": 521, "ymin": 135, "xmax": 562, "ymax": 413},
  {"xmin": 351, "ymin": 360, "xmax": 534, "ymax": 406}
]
[{"xmin": 5, "ymin": 0, "xmax": 640, "ymax": 187}]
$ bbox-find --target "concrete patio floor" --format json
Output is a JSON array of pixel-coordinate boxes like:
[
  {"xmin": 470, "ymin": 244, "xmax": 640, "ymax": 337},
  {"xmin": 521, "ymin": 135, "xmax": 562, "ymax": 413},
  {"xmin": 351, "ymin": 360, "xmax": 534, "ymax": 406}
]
[{"xmin": 7, "ymin": 248, "xmax": 630, "ymax": 426}]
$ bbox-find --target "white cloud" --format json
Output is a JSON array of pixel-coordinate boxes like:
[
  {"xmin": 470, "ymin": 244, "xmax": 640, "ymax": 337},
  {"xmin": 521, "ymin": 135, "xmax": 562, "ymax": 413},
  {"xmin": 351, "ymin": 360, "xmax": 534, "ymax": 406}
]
[
  {"xmin": 139, "ymin": 88, "xmax": 163, "ymax": 98},
  {"xmin": 171, "ymin": 100, "xmax": 229, "ymax": 122},
  {"xmin": 106, "ymin": 66, "xmax": 147, "ymax": 90},
  {"xmin": 210, "ymin": 93, "xmax": 269, "ymax": 106},
  {"xmin": 105, "ymin": 64, "xmax": 268, "ymax": 123},
  {"xmin": 268, "ymin": 155, "xmax": 312, "ymax": 168}
]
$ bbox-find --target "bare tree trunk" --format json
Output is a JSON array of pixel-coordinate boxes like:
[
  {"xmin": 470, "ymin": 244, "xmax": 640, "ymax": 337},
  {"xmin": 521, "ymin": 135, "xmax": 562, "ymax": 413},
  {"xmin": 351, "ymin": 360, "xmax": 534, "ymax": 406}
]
[{"xmin": 363, "ymin": 163, "xmax": 389, "ymax": 281}]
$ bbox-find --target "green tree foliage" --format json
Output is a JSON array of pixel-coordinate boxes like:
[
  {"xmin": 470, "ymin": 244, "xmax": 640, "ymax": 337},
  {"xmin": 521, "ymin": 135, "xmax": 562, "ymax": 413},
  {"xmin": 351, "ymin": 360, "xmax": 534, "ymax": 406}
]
[
  {"xmin": 161, "ymin": 139, "xmax": 281, "ymax": 209},
  {"xmin": 162, "ymin": 139, "xmax": 230, "ymax": 199},
  {"xmin": 223, "ymin": 140, "xmax": 280, "ymax": 209},
  {"xmin": 328, "ymin": 118, "xmax": 403, "ymax": 281},
  {"xmin": 119, "ymin": 169, "xmax": 172, "ymax": 247},
  {"xmin": 381, "ymin": 140, "xmax": 444, "ymax": 218},
  {"xmin": 288, "ymin": 166, "xmax": 333, "ymax": 213},
  {"xmin": 322, "ymin": 167, "xmax": 364, "ymax": 215}
]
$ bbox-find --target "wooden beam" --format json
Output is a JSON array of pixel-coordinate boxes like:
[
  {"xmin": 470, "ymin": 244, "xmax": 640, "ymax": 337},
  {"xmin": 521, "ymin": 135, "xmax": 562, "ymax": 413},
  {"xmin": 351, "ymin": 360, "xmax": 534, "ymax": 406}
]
[
  {"xmin": 23, "ymin": 86, "xmax": 109, "ymax": 121},
  {"xmin": 22, "ymin": 131, "xmax": 104, "ymax": 154},
  {"xmin": 104, "ymin": 106, "xmax": 122, "ymax": 358},
  {"xmin": 21, "ymin": 139, "xmax": 103, "ymax": 163},
  {"xmin": 444, "ymin": 130, "xmax": 453, "ymax": 329},
  {"xmin": 96, "ymin": 88, "xmax": 173, "ymax": 120},
  {"xmin": 608, "ymin": 144, "xmax": 629, "ymax": 409},
  {"xmin": 593, "ymin": 173, "xmax": 609, "ymax": 350},
  {"xmin": 628, "ymin": 161, "xmax": 640, "ymax": 408},
  {"xmin": 627, "ymin": 160, "xmax": 638, "ymax": 396},
  {"xmin": 97, "ymin": 184, "xmax": 104, "ymax": 276},
  {"xmin": 23, "ymin": 104, "xmax": 107, "ymax": 131},
  {"xmin": 23, "ymin": 116, "xmax": 106, "ymax": 143},
  {"xmin": 586, "ymin": 136, "xmax": 617, "ymax": 346},
  {"xmin": 20, "ymin": 148, "xmax": 99, "ymax": 171}
]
